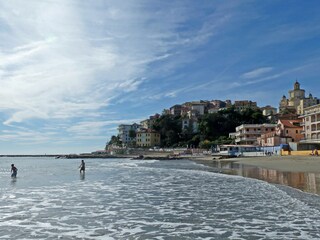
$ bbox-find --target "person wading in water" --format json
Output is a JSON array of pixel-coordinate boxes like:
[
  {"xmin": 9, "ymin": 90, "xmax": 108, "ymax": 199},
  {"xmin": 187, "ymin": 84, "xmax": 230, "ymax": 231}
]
[
  {"xmin": 79, "ymin": 160, "xmax": 85, "ymax": 173},
  {"xmin": 11, "ymin": 164, "xmax": 18, "ymax": 178}
]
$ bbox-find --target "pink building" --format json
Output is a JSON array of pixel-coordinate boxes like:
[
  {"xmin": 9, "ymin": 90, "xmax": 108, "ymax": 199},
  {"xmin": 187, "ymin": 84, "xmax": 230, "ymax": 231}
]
[{"xmin": 258, "ymin": 119, "xmax": 303, "ymax": 146}]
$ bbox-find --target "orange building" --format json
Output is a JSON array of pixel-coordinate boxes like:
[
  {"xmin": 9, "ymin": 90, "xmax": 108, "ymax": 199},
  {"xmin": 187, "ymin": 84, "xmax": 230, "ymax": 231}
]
[
  {"xmin": 258, "ymin": 119, "xmax": 303, "ymax": 146},
  {"xmin": 276, "ymin": 119, "xmax": 303, "ymax": 142}
]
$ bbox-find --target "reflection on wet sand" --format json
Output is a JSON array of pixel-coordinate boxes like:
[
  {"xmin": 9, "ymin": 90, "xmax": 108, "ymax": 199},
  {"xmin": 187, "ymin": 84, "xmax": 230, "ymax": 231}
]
[{"xmin": 212, "ymin": 161, "xmax": 320, "ymax": 195}]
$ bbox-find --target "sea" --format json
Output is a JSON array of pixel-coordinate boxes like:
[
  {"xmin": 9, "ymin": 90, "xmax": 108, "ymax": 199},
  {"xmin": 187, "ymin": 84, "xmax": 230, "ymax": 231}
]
[{"xmin": 1, "ymin": 157, "xmax": 320, "ymax": 240}]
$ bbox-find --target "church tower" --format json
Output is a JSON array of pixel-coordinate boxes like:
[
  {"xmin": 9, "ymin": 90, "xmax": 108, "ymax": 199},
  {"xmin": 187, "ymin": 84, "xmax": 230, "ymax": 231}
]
[
  {"xmin": 288, "ymin": 80, "xmax": 305, "ymax": 108},
  {"xmin": 279, "ymin": 81, "xmax": 305, "ymax": 114}
]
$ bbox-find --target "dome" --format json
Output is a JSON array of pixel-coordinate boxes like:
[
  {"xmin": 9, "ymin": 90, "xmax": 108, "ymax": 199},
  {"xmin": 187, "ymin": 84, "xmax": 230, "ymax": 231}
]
[{"xmin": 294, "ymin": 80, "xmax": 300, "ymax": 90}]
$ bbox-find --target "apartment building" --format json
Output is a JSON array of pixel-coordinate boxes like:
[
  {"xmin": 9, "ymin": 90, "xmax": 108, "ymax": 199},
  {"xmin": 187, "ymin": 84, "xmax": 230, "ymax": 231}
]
[
  {"xmin": 136, "ymin": 129, "xmax": 161, "ymax": 147},
  {"xmin": 117, "ymin": 123, "xmax": 141, "ymax": 146},
  {"xmin": 235, "ymin": 124, "xmax": 276, "ymax": 145},
  {"xmin": 169, "ymin": 105, "xmax": 182, "ymax": 116},
  {"xmin": 301, "ymin": 104, "xmax": 320, "ymax": 142},
  {"xmin": 276, "ymin": 119, "xmax": 303, "ymax": 142},
  {"xmin": 234, "ymin": 100, "xmax": 258, "ymax": 111},
  {"xmin": 140, "ymin": 114, "xmax": 160, "ymax": 129},
  {"xmin": 258, "ymin": 119, "xmax": 303, "ymax": 146}
]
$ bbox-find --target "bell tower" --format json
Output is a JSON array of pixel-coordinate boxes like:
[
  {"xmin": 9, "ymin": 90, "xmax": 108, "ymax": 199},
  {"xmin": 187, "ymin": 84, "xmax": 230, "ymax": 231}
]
[{"xmin": 294, "ymin": 80, "xmax": 300, "ymax": 90}]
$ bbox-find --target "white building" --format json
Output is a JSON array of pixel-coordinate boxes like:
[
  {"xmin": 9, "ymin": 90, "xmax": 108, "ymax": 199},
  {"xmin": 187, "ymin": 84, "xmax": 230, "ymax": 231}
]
[
  {"xmin": 117, "ymin": 123, "xmax": 141, "ymax": 146},
  {"xmin": 235, "ymin": 124, "xmax": 277, "ymax": 145},
  {"xmin": 260, "ymin": 105, "xmax": 277, "ymax": 116},
  {"xmin": 301, "ymin": 104, "xmax": 320, "ymax": 142}
]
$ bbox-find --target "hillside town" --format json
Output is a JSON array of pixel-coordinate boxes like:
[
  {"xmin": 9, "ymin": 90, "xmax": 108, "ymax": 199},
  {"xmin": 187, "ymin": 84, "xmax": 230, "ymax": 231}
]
[{"xmin": 107, "ymin": 81, "xmax": 320, "ymax": 156}]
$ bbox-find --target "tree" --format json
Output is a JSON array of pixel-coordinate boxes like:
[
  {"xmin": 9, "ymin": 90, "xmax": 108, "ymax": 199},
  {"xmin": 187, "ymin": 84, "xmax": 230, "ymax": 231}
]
[
  {"xmin": 129, "ymin": 129, "xmax": 136, "ymax": 139},
  {"xmin": 199, "ymin": 140, "xmax": 212, "ymax": 150},
  {"xmin": 106, "ymin": 135, "xmax": 121, "ymax": 148},
  {"xmin": 198, "ymin": 107, "xmax": 268, "ymax": 143},
  {"xmin": 153, "ymin": 115, "xmax": 182, "ymax": 147}
]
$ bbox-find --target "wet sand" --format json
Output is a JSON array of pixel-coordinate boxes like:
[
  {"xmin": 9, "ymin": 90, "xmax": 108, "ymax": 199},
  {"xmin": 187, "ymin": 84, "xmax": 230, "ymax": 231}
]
[
  {"xmin": 189, "ymin": 155, "xmax": 320, "ymax": 173},
  {"xmin": 187, "ymin": 155, "xmax": 320, "ymax": 195},
  {"xmin": 133, "ymin": 153, "xmax": 320, "ymax": 173},
  {"xmin": 129, "ymin": 153, "xmax": 320, "ymax": 194}
]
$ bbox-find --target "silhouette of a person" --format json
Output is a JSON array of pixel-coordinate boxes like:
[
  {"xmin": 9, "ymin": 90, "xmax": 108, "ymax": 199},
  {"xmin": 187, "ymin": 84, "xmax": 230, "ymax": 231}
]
[
  {"xmin": 79, "ymin": 160, "xmax": 85, "ymax": 173},
  {"xmin": 11, "ymin": 164, "xmax": 18, "ymax": 178}
]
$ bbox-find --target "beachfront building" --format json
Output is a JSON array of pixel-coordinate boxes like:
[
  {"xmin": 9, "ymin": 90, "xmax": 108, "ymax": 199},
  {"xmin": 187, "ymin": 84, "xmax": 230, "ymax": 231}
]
[
  {"xmin": 136, "ymin": 129, "xmax": 161, "ymax": 147},
  {"xmin": 117, "ymin": 123, "xmax": 141, "ymax": 146},
  {"xmin": 235, "ymin": 123, "xmax": 276, "ymax": 145},
  {"xmin": 258, "ymin": 119, "xmax": 303, "ymax": 146},
  {"xmin": 276, "ymin": 119, "xmax": 303, "ymax": 142},
  {"xmin": 279, "ymin": 80, "xmax": 319, "ymax": 114},
  {"xmin": 301, "ymin": 104, "xmax": 320, "ymax": 142},
  {"xmin": 258, "ymin": 131, "xmax": 293, "ymax": 146}
]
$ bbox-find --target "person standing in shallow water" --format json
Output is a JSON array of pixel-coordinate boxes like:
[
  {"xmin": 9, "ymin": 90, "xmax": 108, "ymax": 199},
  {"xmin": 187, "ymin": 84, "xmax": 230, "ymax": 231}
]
[
  {"xmin": 79, "ymin": 160, "xmax": 85, "ymax": 173},
  {"xmin": 11, "ymin": 164, "xmax": 18, "ymax": 178}
]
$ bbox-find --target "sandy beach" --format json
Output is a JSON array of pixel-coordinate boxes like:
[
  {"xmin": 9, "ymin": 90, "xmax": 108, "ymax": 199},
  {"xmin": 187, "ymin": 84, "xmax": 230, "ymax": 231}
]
[{"xmin": 234, "ymin": 156, "xmax": 320, "ymax": 173}]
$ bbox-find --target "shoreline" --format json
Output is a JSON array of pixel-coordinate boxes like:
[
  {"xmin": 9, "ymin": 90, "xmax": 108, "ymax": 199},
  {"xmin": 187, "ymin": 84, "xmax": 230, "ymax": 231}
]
[
  {"xmin": 187, "ymin": 155, "xmax": 320, "ymax": 195},
  {"xmin": 3, "ymin": 153, "xmax": 320, "ymax": 174},
  {"xmin": 189, "ymin": 155, "xmax": 320, "ymax": 173},
  {"xmin": 61, "ymin": 153, "xmax": 320, "ymax": 174}
]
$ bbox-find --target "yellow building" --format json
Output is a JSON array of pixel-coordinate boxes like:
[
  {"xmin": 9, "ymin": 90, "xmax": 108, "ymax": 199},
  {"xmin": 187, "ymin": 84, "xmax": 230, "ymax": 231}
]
[{"xmin": 136, "ymin": 129, "xmax": 161, "ymax": 147}]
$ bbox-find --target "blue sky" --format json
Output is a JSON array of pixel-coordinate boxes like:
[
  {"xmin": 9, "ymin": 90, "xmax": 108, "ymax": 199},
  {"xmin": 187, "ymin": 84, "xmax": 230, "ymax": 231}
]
[{"xmin": 0, "ymin": 0, "xmax": 320, "ymax": 154}]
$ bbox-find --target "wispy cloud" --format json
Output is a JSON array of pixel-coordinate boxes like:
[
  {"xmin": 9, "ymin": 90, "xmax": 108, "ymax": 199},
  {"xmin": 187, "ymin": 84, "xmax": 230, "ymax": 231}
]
[
  {"xmin": 242, "ymin": 67, "xmax": 273, "ymax": 79},
  {"xmin": 0, "ymin": 0, "xmax": 203, "ymax": 125},
  {"xmin": 1, "ymin": 1, "xmax": 319, "ymax": 154}
]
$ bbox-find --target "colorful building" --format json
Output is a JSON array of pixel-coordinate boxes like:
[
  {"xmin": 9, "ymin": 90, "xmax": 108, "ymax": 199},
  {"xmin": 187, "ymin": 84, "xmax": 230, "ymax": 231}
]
[
  {"xmin": 235, "ymin": 124, "xmax": 276, "ymax": 145},
  {"xmin": 136, "ymin": 129, "xmax": 161, "ymax": 147},
  {"xmin": 258, "ymin": 119, "xmax": 303, "ymax": 146}
]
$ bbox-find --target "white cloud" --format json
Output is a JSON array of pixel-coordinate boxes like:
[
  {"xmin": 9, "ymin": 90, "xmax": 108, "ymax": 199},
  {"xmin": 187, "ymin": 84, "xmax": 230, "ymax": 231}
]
[
  {"xmin": 0, "ymin": 0, "xmax": 202, "ymax": 124},
  {"xmin": 242, "ymin": 67, "xmax": 273, "ymax": 79},
  {"xmin": 0, "ymin": 0, "xmax": 244, "ymax": 153}
]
